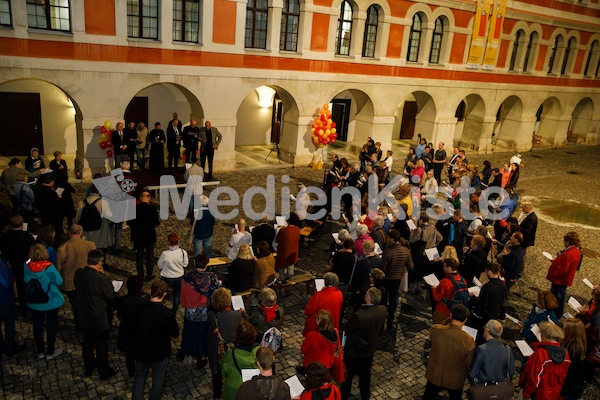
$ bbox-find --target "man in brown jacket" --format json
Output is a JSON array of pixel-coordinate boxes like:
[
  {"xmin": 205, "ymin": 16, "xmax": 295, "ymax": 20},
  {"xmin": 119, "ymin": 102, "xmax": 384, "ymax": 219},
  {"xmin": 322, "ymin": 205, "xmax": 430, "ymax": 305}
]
[
  {"xmin": 423, "ymin": 304, "xmax": 475, "ymax": 400},
  {"xmin": 56, "ymin": 224, "xmax": 96, "ymax": 327},
  {"xmin": 382, "ymin": 229, "xmax": 414, "ymax": 329}
]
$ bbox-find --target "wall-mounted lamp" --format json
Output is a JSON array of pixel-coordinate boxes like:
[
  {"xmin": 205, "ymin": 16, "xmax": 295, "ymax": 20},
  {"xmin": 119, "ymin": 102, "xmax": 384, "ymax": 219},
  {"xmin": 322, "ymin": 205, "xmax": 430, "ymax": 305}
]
[{"xmin": 255, "ymin": 86, "xmax": 276, "ymax": 108}]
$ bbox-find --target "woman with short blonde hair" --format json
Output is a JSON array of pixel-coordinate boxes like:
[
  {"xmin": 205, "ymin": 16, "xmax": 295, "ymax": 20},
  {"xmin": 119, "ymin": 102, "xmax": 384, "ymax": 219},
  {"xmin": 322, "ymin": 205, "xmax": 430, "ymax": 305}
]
[{"xmin": 228, "ymin": 243, "xmax": 256, "ymax": 293}]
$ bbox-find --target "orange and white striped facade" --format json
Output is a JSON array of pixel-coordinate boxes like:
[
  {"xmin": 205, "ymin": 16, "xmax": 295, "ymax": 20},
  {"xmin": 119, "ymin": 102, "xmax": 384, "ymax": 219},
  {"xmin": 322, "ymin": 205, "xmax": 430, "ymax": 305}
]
[{"xmin": 0, "ymin": 0, "xmax": 599, "ymax": 176}]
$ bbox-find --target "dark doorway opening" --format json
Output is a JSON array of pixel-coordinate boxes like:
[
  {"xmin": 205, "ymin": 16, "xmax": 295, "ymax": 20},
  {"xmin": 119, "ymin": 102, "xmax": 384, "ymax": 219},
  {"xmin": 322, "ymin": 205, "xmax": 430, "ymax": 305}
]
[
  {"xmin": 399, "ymin": 101, "xmax": 417, "ymax": 139},
  {"xmin": 331, "ymin": 99, "xmax": 351, "ymax": 142},
  {"xmin": 271, "ymin": 94, "xmax": 283, "ymax": 144},
  {"xmin": 0, "ymin": 92, "xmax": 43, "ymax": 156},
  {"xmin": 124, "ymin": 96, "xmax": 149, "ymax": 128}
]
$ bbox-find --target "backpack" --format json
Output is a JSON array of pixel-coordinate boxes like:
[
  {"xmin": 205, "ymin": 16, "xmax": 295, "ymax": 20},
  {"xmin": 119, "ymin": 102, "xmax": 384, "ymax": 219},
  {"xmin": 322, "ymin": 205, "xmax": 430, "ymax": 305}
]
[
  {"xmin": 260, "ymin": 327, "xmax": 282, "ymax": 351},
  {"xmin": 442, "ymin": 274, "xmax": 469, "ymax": 307},
  {"xmin": 24, "ymin": 278, "xmax": 49, "ymax": 304},
  {"xmin": 79, "ymin": 198, "xmax": 102, "ymax": 231}
]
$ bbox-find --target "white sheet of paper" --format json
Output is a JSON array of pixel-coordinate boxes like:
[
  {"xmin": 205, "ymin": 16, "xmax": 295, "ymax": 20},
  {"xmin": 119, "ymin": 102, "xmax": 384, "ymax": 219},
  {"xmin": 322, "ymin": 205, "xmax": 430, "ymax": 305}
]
[
  {"xmin": 425, "ymin": 248, "xmax": 440, "ymax": 261},
  {"xmin": 241, "ymin": 369, "xmax": 260, "ymax": 382},
  {"xmin": 568, "ymin": 296, "xmax": 583, "ymax": 312},
  {"xmin": 473, "ymin": 277, "xmax": 483, "ymax": 287},
  {"xmin": 342, "ymin": 332, "xmax": 347, "ymax": 347},
  {"xmin": 564, "ymin": 312, "xmax": 574, "ymax": 319},
  {"xmin": 112, "ymin": 280, "xmax": 123, "ymax": 292},
  {"xmin": 462, "ymin": 325, "xmax": 478, "ymax": 341},
  {"xmin": 505, "ymin": 313, "xmax": 520, "ymax": 324},
  {"xmin": 22, "ymin": 223, "xmax": 28, "ymax": 231},
  {"xmin": 516, "ymin": 340, "xmax": 534, "ymax": 357},
  {"xmin": 41, "ymin": 168, "xmax": 53, "ymax": 174},
  {"xmin": 486, "ymin": 231, "xmax": 493, "ymax": 240},
  {"xmin": 531, "ymin": 324, "xmax": 542, "ymax": 341},
  {"xmin": 374, "ymin": 243, "xmax": 383, "ymax": 255},
  {"xmin": 285, "ymin": 375, "xmax": 305, "ymax": 399},
  {"xmin": 32, "ymin": 234, "xmax": 37, "ymax": 240},
  {"xmin": 248, "ymin": 226, "xmax": 254, "ymax": 232},
  {"xmin": 185, "ymin": 163, "xmax": 192, "ymax": 170},
  {"xmin": 423, "ymin": 273, "xmax": 440, "ymax": 287},
  {"xmin": 387, "ymin": 213, "xmax": 394, "ymax": 221},
  {"xmin": 542, "ymin": 251, "xmax": 555, "ymax": 261},
  {"xmin": 275, "ymin": 216, "xmax": 288, "ymax": 227},
  {"xmin": 547, "ymin": 316, "xmax": 556, "ymax": 325},
  {"xmin": 406, "ymin": 219, "xmax": 417, "ymax": 230},
  {"xmin": 55, "ymin": 187, "xmax": 64, "ymax": 196},
  {"xmin": 332, "ymin": 233, "xmax": 341, "ymax": 244},
  {"xmin": 231, "ymin": 295, "xmax": 244, "ymax": 311},
  {"xmin": 315, "ymin": 279, "xmax": 325, "ymax": 292},
  {"xmin": 583, "ymin": 278, "xmax": 594, "ymax": 289},
  {"xmin": 290, "ymin": 194, "xmax": 296, "ymax": 201},
  {"xmin": 468, "ymin": 286, "xmax": 481, "ymax": 297}
]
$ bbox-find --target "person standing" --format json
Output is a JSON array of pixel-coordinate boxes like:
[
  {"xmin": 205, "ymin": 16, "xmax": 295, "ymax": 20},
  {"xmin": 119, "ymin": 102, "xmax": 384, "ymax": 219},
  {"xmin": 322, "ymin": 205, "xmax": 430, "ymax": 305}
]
[
  {"xmin": 382, "ymin": 230, "xmax": 414, "ymax": 329},
  {"xmin": 432, "ymin": 142, "xmax": 447, "ymax": 184},
  {"xmin": 546, "ymin": 231, "xmax": 583, "ymax": 317},
  {"xmin": 124, "ymin": 121, "xmax": 138, "ymax": 168},
  {"xmin": 192, "ymin": 195, "xmax": 216, "ymax": 257},
  {"xmin": 275, "ymin": 213, "xmax": 301, "ymax": 283},
  {"xmin": 130, "ymin": 191, "xmax": 160, "ymax": 281},
  {"xmin": 56, "ymin": 224, "xmax": 96, "ymax": 328},
  {"xmin": 112, "ymin": 122, "xmax": 128, "ymax": 168},
  {"xmin": 303, "ymin": 273, "xmax": 344, "ymax": 335},
  {"xmin": 157, "ymin": 232, "xmax": 189, "ymax": 310},
  {"xmin": 199, "ymin": 120, "xmax": 223, "ymax": 181},
  {"xmin": 339, "ymin": 287, "xmax": 387, "ymax": 400},
  {"xmin": 136, "ymin": 122, "xmax": 148, "ymax": 171},
  {"xmin": 148, "ymin": 122, "xmax": 166, "ymax": 173},
  {"xmin": 183, "ymin": 119, "xmax": 201, "ymax": 163},
  {"xmin": 497, "ymin": 231, "xmax": 524, "ymax": 300},
  {"xmin": 166, "ymin": 119, "xmax": 182, "ymax": 171},
  {"xmin": 74, "ymin": 249, "xmax": 118, "ymax": 380},
  {"xmin": 423, "ymin": 304, "xmax": 475, "ymax": 400},
  {"xmin": 518, "ymin": 201, "xmax": 538, "ymax": 256},
  {"xmin": 132, "ymin": 280, "xmax": 179, "ymax": 400},
  {"xmin": 235, "ymin": 347, "xmax": 291, "ymax": 400}
]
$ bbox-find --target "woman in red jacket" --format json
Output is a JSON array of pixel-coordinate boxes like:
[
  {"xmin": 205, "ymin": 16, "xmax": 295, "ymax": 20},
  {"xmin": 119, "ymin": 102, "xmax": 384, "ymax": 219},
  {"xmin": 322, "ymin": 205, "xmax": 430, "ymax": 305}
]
[
  {"xmin": 546, "ymin": 231, "xmax": 582, "ymax": 316},
  {"xmin": 300, "ymin": 310, "xmax": 339, "ymax": 370},
  {"xmin": 300, "ymin": 362, "xmax": 342, "ymax": 400},
  {"xmin": 303, "ymin": 273, "xmax": 344, "ymax": 335}
]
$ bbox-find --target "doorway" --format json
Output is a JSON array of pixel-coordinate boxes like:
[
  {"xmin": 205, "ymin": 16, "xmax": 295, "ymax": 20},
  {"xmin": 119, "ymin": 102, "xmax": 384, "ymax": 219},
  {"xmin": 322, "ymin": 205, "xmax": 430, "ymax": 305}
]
[
  {"xmin": 331, "ymin": 99, "xmax": 351, "ymax": 141},
  {"xmin": 0, "ymin": 92, "xmax": 43, "ymax": 155},
  {"xmin": 124, "ymin": 96, "xmax": 149, "ymax": 127},
  {"xmin": 271, "ymin": 94, "xmax": 283, "ymax": 144},
  {"xmin": 399, "ymin": 101, "xmax": 417, "ymax": 139}
]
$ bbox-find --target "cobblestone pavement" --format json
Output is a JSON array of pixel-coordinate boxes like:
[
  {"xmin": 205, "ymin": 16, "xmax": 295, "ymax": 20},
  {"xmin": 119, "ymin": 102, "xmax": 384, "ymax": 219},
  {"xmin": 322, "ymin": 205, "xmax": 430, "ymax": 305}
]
[{"xmin": 2, "ymin": 144, "xmax": 600, "ymax": 399}]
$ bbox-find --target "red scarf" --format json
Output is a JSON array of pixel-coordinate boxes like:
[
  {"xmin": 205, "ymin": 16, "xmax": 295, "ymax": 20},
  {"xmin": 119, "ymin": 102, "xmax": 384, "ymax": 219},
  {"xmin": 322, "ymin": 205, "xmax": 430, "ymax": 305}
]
[{"xmin": 261, "ymin": 305, "xmax": 278, "ymax": 323}]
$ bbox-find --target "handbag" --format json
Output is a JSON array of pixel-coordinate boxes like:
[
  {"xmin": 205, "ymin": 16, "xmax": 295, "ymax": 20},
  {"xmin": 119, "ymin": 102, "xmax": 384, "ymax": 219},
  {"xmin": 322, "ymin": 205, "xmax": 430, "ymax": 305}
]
[
  {"xmin": 330, "ymin": 329, "xmax": 347, "ymax": 383},
  {"xmin": 470, "ymin": 346, "xmax": 515, "ymax": 400},
  {"xmin": 213, "ymin": 314, "xmax": 228, "ymax": 359}
]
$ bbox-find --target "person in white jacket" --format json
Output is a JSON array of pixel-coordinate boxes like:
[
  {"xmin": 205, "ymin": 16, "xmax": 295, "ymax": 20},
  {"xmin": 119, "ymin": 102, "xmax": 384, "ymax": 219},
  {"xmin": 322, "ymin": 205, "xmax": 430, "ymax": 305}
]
[{"xmin": 158, "ymin": 232, "xmax": 189, "ymax": 310}]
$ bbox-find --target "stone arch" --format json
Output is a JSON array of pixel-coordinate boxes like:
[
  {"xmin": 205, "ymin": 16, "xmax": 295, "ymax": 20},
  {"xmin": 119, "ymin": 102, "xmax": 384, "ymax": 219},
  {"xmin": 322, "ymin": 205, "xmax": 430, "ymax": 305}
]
[
  {"xmin": 492, "ymin": 96, "xmax": 524, "ymax": 151},
  {"xmin": 329, "ymin": 88, "xmax": 375, "ymax": 144},
  {"xmin": 455, "ymin": 94, "xmax": 486, "ymax": 151},
  {"xmin": 570, "ymin": 97, "xmax": 594, "ymax": 143},
  {"xmin": 533, "ymin": 97, "xmax": 562, "ymax": 145},
  {"xmin": 392, "ymin": 91, "xmax": 437, "ymax": 142}
]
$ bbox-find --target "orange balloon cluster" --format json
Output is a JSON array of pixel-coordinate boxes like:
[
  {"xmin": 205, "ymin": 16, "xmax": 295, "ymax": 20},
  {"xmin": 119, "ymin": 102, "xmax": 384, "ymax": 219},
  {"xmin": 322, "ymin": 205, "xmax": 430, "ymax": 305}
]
[
  {"xmin": 98, "ymin": 120, "xmax": 114, "ymax": 158},
  {"xmin": 311, "ymin": 104, "xmax": 337, "ymax": 148}
]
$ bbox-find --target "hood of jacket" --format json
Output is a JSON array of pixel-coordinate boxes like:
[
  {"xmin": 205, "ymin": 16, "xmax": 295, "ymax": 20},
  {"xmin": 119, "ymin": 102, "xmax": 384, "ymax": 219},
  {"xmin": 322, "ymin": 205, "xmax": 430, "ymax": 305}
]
[
  {"xmin": 533, "ymin": 342, "xmax": 567, "ymax": 364},
  {"xmin": 319, "ymin": 329, "xmax": 338, "ymax": 343},
  {"xmin": 27, "ymin": 260, "xmax": 52, "ymax": 273}
]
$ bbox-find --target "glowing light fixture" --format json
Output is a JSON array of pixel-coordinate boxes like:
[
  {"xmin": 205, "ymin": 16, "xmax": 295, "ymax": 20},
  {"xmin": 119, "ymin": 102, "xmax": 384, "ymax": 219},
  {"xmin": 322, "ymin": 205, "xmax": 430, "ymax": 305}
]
[{"xmin": 255, "ymin": 86, "xmax": 276, "ymax": 108}]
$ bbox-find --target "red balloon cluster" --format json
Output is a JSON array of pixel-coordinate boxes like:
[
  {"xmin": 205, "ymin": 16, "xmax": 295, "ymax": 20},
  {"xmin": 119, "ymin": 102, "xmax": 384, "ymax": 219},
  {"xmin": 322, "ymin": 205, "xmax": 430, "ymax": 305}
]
[
  {"xmin": 311, "ymin": 104, "xmax": 337, "ymax": 148},
  {"xmin": 98, "ymin": 120, "xmax": 114, "ymax": 158}
]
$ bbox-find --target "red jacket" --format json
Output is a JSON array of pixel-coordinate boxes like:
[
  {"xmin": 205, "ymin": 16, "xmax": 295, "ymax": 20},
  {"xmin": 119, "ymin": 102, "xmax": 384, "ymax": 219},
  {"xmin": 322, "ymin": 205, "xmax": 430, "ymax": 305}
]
[
  {"xmin": 301, "ymin": 329, "xmax": 338, "ymax": 367},
  {"xmin": 432, "ymin": 273, "xmax": 463, "ymax": 317},
  {"xmin": 303, "ymin": 287, "xmax": 344, "ymax": 336},
  {"xmin": 546, "ymin": 246, "xmax": 581, "ymax": 286},
  {"xmin": 299, "ymin": 382, "xmax": 341, "ymax": 400},
  {"xmin": 518, "ymin": 341, "xmax": 571, "ymax": 400}
]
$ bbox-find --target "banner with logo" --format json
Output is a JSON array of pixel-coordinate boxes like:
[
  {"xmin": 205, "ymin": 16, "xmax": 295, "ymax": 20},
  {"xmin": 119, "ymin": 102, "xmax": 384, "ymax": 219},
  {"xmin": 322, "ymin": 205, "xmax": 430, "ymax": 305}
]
[
  {"xmin": 467, "ymin": 0, "xmax": 491, "ymax": 69},
  {"xmin": 482, "ymin": 0, "xmax": 508, "ymax": 70}
]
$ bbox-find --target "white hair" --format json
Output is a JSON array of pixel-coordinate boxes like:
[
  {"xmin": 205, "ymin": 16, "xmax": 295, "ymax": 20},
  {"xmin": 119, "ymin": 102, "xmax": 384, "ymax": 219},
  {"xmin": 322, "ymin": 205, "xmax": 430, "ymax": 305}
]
[
  {"xmin": 356, "ymin": 224, "xmax": 368, "ymax": 236},
  {"xmin": 201, "ymin": 195, "xmax": 209, "ymax": 207}
]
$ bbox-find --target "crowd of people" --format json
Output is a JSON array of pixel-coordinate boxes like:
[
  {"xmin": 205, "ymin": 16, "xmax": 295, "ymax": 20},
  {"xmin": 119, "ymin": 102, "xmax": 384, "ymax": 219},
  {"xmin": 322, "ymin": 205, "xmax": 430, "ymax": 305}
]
[{"xmin": 0, "ymin": 131, "xmax": 599, "ymax": 400}]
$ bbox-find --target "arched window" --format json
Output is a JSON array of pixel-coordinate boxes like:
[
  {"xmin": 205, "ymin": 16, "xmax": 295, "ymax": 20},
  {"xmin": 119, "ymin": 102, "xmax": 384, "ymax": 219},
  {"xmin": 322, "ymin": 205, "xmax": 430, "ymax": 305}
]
[
  {"xmin": 547, "ymin": 35, "xmax": 562, "ymax": 74},
  {"xmin": 407, "ymin": 14, "xmax": 422, "ymax": 62},
  {"xmin": 362, "ymin": 6, "xmax": 378, "ymax": 58},
  {"xmin": 429, "ymin": 17, "xmax": 444, "ymax": 64},
  {"xmin": 245, "ymin": 0, "xmax": 269, "ymax": 49},
  {"xmin": 280, "ymin": 0, "xmax": 300, "ymax": 51},
  {"xmin": 335, "ymin": 1, "xmax": 353, "ymax": 56},
  {"xmin": 523, "ymin": 32, "xmax": 537, "ymax": 72},
  {"xmin": 583, "ymin": 41, "xmax": 598, "ymax": 76},
  {"xmin": 509, "ymin": 30, "xmax": 524, "ymax": 71},
  {"xmin": 561, "ymin": 37, "xmax": 575, "ymax": 75}
]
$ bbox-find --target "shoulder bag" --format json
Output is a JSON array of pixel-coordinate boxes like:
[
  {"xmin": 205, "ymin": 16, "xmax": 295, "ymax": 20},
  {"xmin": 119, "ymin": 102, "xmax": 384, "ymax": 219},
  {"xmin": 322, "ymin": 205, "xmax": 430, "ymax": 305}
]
[{"xmin": 470, "ymin": 345, "xmax": 515, "ymax": 400}]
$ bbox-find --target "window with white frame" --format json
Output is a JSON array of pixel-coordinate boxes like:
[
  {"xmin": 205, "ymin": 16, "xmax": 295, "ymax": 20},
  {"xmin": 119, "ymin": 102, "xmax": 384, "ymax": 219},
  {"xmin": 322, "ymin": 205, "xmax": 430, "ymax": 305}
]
[
  {"xmin": 127, "ymin": 0, "xmax": 159, "ymax": 39},
  {"xmin": 0, "ymin": 0, "xmax": 11, "ymax": 26},
  {"xmin": 335, "ymin": 1, "xmax": 353, "ymax": 56},
  {"xmin": 173, "ymin": 0, "xmax": 200, "ymax": 43},
  {"xmin": 280, "ymin": 0, "xmax": 300, "ymax": 51},
  {"xmin": 429, "ymin": 17, "xmax": 444, "ymax": 64},
  {"xmin": 407, "ymin": 14, "xmax": 422, "ymax": 62},
  {"xmin": 26, "ymin": 0, "xmax": 70, "ymax": 32},
  {"xmin": 245, "ymin": 0, "xmax": 268, "ymax": 49},
  {"xmin": 362, "ymin": 5, "xmax": 378, "ymax": 58}
]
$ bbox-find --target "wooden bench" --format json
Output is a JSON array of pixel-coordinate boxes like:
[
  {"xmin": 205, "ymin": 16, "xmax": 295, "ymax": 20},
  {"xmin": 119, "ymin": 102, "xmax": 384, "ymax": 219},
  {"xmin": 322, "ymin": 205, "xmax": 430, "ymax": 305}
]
[
  {"xmin": 145, "ymin": 181, "xmax": 220, "ymax": 198},
  {"xmin": 207, "ymin": 256, "xmax": 231, "ymax": 267},
  {"xmin": 299, "ymin": 220, "xmax": 324, "ymax": 237},
  {"xmin": 272, "ymin": 272, "xmax": 316, "ymax": 295}
]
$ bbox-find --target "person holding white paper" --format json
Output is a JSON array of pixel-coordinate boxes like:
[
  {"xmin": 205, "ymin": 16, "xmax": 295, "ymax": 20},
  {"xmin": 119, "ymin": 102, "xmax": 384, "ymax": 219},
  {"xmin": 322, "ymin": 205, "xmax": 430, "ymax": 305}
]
[
  {"xmin": 382, "ymin": 230, "xmax": 413, "ymax": 328},
  {"xmin": 517, "ymin": 291, "xmax": 559, "ymax": 343},
  {"xmin": 298, "ymin": 362, "xmax": 341, "ymax": 400},
  {"xmin": 157, "ymin": 232, "xmax": 189, "ymax": 311},
  {"xmin": 431, "ymin": 259, "xmax": 468, "ymax": 324},
  {"xmin": 235, "ymin": 347, "xmax": 291, "ymax": 400},
  {"xmin": 221, "ymin": 320, "xmax": 261, "ymax": 400},
  {"xmin": 469, "ymin": 263, "xmax": 507, "ymax": 334},
  {"xmin": 546, "ymin": 231, "xmax": 583, "ymax": 317},
  {"xmin": 227, "ymin": 218, "xmax": 252, "ymax": 260}
]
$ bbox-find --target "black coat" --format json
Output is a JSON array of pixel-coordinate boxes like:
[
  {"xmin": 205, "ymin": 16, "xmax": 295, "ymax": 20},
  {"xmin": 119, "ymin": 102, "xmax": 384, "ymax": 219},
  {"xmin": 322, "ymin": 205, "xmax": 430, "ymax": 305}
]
[
  {"xmin": 252, "ymin": 223, "xmax": 276, "ymax": 252},
  {"xmin": 112, "ymin": 129, "xmax": 128, "ymax": 155},
  {"xmin": 0, "ymin": 230, "xmax": 35, "ymax": 278},
  {"xmin": 343, "ymin": 304, "xmax": 386, "ymax": 358},
  {"xmin": 133, "ymin": 301, "xmax": 179, "ymax": 362},
  {"xmin": 115, "ymin": 292, "xmax": 149, "ymax": 351},
  {"xmin": 474, "ymin": 277, "xmax": 506, "ymax": 322},
  {"xmin": 519, "ymin": 213, "xmax": 538, "ymax": 248},
  {"xmin": 74, "ymin": 267, "xmax": 114, "ymax": 330},
  {"xmin": 460, "ymin": 249, "xmax": 487, "ymax": 286},
  {"xmin": 130, "ymin": 202, "xmax": 160, "ymax": 246},
  {"xmin": 228, "ymin": 259, "xmax": 255, "ymax": 293}
]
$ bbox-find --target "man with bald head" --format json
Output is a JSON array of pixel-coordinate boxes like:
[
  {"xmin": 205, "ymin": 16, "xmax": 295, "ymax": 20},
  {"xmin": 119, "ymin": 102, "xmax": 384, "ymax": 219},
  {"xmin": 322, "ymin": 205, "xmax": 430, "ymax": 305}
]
[
  {"xmin": 199, "ymin": 120, "xmax": 222, "ymax": 181},
  {"xmin": 183, "ymin": 119, "xmax": 200, "ymax": 163},
  {"xmin": 432, "ymin": 142, "xmax": 447, "ymax": 183}
]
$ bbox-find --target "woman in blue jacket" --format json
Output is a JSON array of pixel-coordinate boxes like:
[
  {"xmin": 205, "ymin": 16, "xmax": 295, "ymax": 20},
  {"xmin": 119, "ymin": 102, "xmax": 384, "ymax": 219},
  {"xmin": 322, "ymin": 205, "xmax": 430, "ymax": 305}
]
[
  {"xmin": 24, "ymin": 244, "xmax": 65, "ymax": 360},
  {"xmin": 517, "ymin": 290, "xmax": 559, "ymax": 343}
]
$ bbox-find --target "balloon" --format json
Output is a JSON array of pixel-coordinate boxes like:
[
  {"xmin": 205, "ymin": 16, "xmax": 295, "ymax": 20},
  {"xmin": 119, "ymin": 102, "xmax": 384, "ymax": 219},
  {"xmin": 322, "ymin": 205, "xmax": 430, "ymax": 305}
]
[
  {"xmin": 331, "ymin": 128, "xmax": 337, "ymax": 134},
  {"xmin": 312, "ymin": 123, "xmax": 318, "ymax": 129},
  {"xmin": 325, "ymin": 129, "xmax": 331, "ymax": 135},
  {"xmin": 331, "ymin": 122, "xmax": 336, "ymax": 128},
  {"xmin": 100, "ymin": 126, "xmax": 107, "ymax": 134},
  {"xmin": 106, "ymin": 149, "xmax": 113, "ymax": 158},
  {"xmin": 107, "ymin": 129, "xmax": 114, "ymax": 135},
  {"xmin": 323, "ymin": 104, "xmax": 329, "ymax": 111},
  {"xmin": 106, "ymin": 140, "xmax": 113, "ymax": 147},
  {"xmin": 316, "ymin": 119, "xmax": 322, "ymax": 127},
  {"xmin": 318, "ymin": 129, "xmax": 324, "ymax": 135},
  {"xmin": 327, "ymin": 119, "xmax": 333, "ymax": 125},
  {"xmin": 311, "ymin": 128, "xmax": 315, "ymax": 133},
  {"xmin": 103, "ymin": 120, "xmax": 112, "ymax": 130},
  {"xmin": 99, "ymin": 141, "xmax": 107, "ymax": 149},
  {"xmin": 321, "ymin": 114, "xmax": 327, "ymax": 122}
]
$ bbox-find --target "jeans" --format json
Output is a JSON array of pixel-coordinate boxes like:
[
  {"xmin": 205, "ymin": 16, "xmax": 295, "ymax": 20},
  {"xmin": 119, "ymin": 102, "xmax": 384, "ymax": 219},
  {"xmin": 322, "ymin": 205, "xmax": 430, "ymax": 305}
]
[
  {"xmin": 0, "ymin": 303, "xmax": 16, "ymax": 352},
  {"xmin": 136, "ymin": 242, "xmax": 155, "ymax": 278},
  {"xmin": 31, "ymin": 308, "xmax": 59, "ymax": 354},
  {"xmin": 112, "ymin": 222, "xmax": 122, "ymax": 250},
  {"xmin": 200, "ymin": 150, "xmax": 214, "ymax": 178},
  {"xmin": 340, "ymin": 355, "xmax": 374, "ymax": 400},
  {"xmin": 551, "ymin": 283, "xmax": 568, "ymax": 317},
  {"xmin": 136, "ymin": 148, "xmax": 147, "ymax": 170},
  {"xmin": 162, "ymin": 276, "xmax": 182, "ymax": 310},
  {"xmin": 194, "ymin": 237, "xmax": 213, "ymax": 258},
  {"xmin": 65, "ymin": 290, "xmax": 79, "ymax": 328},
  {"xmin": 83, "ymin": 328, "xmax": 110, "ymax": 377},
  {"xmin": 384, "ymin": 279, "xmax": 401, "ymax": 326},
  {"xmin": 132, "ymin": 358, "xmax": 169, "ymax": 400},
  {"xmin": 422, "ymin": 381, "xmax": 462, "ymax": 400}
]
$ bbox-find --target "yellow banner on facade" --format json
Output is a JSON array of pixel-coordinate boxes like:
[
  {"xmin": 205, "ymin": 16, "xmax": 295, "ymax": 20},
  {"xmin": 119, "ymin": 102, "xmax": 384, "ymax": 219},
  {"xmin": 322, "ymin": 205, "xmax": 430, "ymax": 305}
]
[
  {"xmin": 467, "ymin": 0, "xmax": 491, "ymax": 69},
  {"xmin": 482, "ymin": 0, "xmax": 508, "ymax": 70}
]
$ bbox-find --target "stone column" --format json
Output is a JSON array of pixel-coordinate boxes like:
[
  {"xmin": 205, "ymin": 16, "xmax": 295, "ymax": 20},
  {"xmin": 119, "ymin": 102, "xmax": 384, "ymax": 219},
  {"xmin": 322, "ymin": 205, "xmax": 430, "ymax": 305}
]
[
  {"xmin": 280, "ymin": 116, "xmax": 313, "ymax": 166},
  {"xmin": 430, "ymin": 115, "xmax": 458, "ymax": 148},
  {"xmin": 210, "ymin": 117, "xmax": 237, "ymax": 172},
  {"xmin": 552, "ymin": 115, "xmax": 572, "ymax": 148},
  {"xmin": 586, "ymin": 118, "xmax": 599, "ymax": 146},
  {"xmin": 511, "ymin": 114, "xmax": 536, "ymax": 152}
]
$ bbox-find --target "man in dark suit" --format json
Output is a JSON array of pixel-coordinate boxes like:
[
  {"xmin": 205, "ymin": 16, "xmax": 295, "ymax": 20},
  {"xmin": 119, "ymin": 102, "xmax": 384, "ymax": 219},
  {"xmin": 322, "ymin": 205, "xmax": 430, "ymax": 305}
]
[
  {"xmin": 166, "ymin": 119, "xmax": 182, "ymax": 171},
  {"xmin": 340, "ymin": 287, "xmax": 387, "ymax": 400},
  {"xmin": 124, "ymin": 121, "xmax": 138, "ymax": 169},
  {"xmin": 198, "ymin": 120, "xmax": 222, "ymax": 181},
  {"xmin": 183, "ymin": 119, "xmax": 200, "ymax": 163},
  {"xmin": 130, "ymin": 191, "xmax": 160, "ymax": 281},
  {"xmin": 518, "ymin": 200, "xmax": 538, "ymax": 255},
  {"xmin": 112, "ymin": 122, "xmax": 128, "ymax": 168}
]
